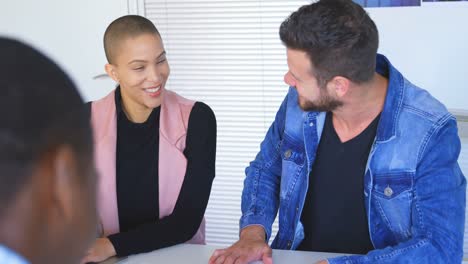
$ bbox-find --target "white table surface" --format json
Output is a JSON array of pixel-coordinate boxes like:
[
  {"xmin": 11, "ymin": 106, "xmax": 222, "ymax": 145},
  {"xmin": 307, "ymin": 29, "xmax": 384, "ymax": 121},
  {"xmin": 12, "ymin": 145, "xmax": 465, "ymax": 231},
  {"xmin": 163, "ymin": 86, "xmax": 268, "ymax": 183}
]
[{"xmin": 99, "ymin": 244, "xmax": 348, "ymax": 264}]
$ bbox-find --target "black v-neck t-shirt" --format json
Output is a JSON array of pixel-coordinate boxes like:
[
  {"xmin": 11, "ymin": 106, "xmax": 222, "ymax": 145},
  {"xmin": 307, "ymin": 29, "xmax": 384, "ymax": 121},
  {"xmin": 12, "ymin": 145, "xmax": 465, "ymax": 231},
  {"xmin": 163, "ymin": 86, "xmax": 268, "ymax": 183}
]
[{"xmin": 298, "ymin": 112, "xmax": 380, "ymax": 254}]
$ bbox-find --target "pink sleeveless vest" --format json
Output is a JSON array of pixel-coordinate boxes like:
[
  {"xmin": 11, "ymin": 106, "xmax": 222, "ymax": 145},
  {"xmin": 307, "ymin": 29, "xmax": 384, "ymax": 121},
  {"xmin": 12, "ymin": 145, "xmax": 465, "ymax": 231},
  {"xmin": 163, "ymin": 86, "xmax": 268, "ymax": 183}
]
[{"xmin": 91, "ymin": 89, "xmax": 205, "ymax": 244}]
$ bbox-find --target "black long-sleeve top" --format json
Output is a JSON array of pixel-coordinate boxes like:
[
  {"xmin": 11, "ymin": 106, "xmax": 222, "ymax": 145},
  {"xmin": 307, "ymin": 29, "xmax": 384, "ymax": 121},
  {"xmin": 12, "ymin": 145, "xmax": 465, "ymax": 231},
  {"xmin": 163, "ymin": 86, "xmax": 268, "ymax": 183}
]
[{"xmin": 89, "ymin": 88, "xmax": 216, "ymax": 257}]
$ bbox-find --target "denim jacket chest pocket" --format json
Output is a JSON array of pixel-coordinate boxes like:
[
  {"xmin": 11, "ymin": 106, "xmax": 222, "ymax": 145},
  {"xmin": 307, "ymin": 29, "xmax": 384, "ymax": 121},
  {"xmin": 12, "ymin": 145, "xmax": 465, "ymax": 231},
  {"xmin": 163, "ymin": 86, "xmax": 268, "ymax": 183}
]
[
  {"xmin": 371, "ymin": 172, "xmax": 414, "ymax": 242},
  {"xmin": 279, "ymin": 133, "xmax": 306, "ymax": 201}
]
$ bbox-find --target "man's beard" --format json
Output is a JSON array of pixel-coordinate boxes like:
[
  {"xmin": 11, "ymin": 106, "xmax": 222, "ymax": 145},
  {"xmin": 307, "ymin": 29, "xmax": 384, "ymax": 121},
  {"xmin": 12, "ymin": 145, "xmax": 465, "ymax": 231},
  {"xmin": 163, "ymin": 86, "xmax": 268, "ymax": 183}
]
[{"xmin": 299, "ymin": 91, "xmax": 343, "ymax": 112}]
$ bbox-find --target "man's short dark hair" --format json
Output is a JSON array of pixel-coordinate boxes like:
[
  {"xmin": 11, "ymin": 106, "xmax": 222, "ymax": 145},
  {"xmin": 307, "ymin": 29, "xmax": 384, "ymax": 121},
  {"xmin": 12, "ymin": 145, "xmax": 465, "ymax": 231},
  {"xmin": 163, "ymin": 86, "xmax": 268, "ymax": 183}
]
[
  {"xmin": 104, "ymin": 15, "xmax": 160, "ymax": 64},
  {"xmin": 0, "ymin": 37, "xmax": 93, "ymax": 214},
  {"xmin": 279, "ymin": 0, "xmax": 379, "ymax": 87}
]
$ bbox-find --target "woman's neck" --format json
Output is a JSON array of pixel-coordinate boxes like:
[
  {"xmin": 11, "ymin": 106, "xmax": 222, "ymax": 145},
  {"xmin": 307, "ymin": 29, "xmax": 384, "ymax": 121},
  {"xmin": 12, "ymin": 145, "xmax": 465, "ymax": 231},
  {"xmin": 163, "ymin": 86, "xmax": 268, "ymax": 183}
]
[{"xmin": 120, "ymin": 93, "xmax": 153, "ymax": 123}]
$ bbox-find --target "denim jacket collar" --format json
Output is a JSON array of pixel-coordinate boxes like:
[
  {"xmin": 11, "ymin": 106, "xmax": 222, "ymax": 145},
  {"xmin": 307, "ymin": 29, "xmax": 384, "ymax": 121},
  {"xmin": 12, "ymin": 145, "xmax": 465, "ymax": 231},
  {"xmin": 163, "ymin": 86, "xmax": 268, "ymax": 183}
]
[{"xmin": 375, "ymin": 54, "xmax": 405, "ymax": 143}]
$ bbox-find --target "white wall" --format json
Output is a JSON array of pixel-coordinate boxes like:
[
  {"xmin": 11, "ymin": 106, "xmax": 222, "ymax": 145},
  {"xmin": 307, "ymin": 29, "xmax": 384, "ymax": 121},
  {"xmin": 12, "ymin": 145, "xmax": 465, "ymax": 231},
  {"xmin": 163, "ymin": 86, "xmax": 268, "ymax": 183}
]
[
  {"xmin": 1, "ymin": 2, "xmax": 466, "ymax": 110},
  {"xmin": 0, "ymin": 0, "xmax": 128, "ymax": 102},
  {"xmin": 368, "ymin": 4, "xmax": 468, "ymax": 111}
]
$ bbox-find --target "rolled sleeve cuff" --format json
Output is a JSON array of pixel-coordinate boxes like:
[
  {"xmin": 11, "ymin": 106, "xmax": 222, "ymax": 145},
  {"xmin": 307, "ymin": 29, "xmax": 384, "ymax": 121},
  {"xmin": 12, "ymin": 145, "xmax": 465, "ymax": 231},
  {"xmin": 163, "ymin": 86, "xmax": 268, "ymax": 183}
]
[{"xmin": 239, "ymin": 214, "xmax": 272, "ymax": 242}]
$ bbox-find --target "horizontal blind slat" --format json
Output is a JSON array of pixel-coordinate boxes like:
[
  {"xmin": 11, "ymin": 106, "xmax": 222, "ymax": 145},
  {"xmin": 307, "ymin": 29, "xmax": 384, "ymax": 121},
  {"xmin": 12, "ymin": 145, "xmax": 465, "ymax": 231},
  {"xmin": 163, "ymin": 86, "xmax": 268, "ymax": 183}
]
[{"xmin": 145, "ymin": 0, "xmax": 317, "ymax": 247}]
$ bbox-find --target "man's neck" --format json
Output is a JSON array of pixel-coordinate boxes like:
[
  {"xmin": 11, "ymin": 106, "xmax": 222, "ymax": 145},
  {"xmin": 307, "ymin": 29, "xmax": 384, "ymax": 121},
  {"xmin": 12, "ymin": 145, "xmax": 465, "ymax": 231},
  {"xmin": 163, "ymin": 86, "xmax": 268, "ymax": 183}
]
[
  {"xmin": 0, "ymin": 191, "xmax": 39, "ymax": 264},
  {"xmin": 331, "ymin": 73, "xmax": 388, "ymax": 142}
]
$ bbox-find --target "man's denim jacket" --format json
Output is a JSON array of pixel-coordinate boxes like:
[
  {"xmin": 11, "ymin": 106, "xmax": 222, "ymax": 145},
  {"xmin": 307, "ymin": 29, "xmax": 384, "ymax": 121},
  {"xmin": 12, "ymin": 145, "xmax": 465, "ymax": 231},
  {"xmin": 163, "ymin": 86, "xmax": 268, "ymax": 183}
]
[{"xmin": 240, "ymin": 54, "xmax": 466, "ymax": 263}]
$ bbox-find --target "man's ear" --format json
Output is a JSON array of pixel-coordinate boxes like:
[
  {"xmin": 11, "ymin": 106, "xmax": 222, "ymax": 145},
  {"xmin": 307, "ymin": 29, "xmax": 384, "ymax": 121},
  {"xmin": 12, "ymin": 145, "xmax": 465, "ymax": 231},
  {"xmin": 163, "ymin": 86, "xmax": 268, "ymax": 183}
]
[
  {"xmin": 105, "ymin": 64, "xmax": 119, "ymax": 83},
  {"xmin": 329, "ymin": 76, "xmax": 350, "ymax": 98},
  {"xmin": 47, "ymin": 145, "xmax": 78, "ymax": 224}
]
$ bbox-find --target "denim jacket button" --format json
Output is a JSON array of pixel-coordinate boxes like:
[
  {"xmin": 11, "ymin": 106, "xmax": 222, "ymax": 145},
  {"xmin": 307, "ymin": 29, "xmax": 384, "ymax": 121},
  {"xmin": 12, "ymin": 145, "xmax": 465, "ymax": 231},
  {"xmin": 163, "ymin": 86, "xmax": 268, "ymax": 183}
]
[
  {"xmin": 384, "ymin": 186, "xmax": 393, "ymax": 197},
  {"xmin": 287, "ymin": 241, "xmax": 292, "ymax": 248},
  {"xmin": 284, "ymin": 149, "xmax": 292, "ymax": 159},
  {"xmin": 309, "ymin": 122, "xmax": 314, "ymax": 127}
]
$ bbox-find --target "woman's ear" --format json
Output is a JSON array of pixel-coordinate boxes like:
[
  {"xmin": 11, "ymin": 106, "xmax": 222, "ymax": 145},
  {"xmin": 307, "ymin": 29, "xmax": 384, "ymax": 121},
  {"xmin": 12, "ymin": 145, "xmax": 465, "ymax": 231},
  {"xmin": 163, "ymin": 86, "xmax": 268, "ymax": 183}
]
[{"xmin": 105, "ymin": 64, "xmax": 119, "ymax": 83}]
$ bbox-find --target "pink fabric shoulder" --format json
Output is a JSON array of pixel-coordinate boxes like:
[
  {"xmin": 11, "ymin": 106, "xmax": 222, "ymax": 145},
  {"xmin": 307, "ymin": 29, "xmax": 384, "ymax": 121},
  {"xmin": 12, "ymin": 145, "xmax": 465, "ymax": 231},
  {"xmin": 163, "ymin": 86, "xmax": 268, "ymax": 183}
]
[
  {"xmin": 91, "ymin": 92, "xmax": 119, "ymax": 236},
  {"xmin": 91, "ymin": 89, "xmax": 205, "ymax": 244}
]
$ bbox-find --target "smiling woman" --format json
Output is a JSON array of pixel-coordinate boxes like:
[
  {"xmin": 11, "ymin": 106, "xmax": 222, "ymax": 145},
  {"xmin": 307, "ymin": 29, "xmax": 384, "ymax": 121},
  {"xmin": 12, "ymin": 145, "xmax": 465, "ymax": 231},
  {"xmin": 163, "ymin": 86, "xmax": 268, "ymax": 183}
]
[
  {"xmin": 82, "ymin": 15, "xmax": 217, "ymax": 263},
  {"xmin": 104, "ymin": 32, "xmax": 169, "ymax": 122}
]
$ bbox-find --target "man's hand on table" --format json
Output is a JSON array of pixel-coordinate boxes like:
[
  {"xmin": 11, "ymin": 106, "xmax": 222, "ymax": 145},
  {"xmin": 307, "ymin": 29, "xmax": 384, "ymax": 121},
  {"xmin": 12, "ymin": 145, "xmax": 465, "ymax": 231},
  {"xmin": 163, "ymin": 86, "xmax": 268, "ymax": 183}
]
[{"xmin": 209, "ymin": 226, "xmax": 272, "ymax": 264}]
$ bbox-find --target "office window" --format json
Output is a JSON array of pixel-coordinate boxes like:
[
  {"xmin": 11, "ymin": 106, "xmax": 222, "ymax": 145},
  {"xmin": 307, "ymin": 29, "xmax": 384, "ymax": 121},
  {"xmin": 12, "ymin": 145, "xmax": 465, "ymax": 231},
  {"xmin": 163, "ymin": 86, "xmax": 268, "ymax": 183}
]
[
  {"xmin": 142, "ymin": 0, "xmax": 309, "ymax": 246},
  {"xmin": 141, "ymin": 1, "xmax": 468, "ymax": 257}
]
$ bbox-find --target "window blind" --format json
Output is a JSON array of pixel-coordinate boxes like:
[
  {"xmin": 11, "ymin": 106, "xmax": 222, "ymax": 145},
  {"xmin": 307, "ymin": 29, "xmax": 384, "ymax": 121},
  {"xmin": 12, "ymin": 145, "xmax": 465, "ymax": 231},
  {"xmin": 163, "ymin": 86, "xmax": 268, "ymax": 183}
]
[
  {"xmin": 143, "ymin": 0, "xmax": 310, "ymax": 246},
  {"xmin": 141, "ymin": 1, "xmax": 468, "ymax": 257}
]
